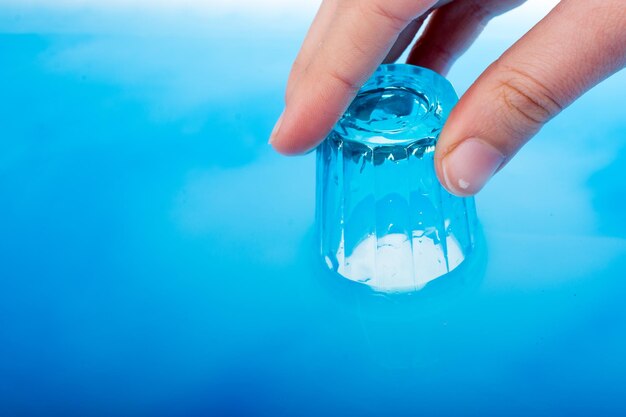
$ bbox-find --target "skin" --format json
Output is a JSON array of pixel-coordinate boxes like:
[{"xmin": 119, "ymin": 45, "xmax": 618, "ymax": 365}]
[{"xmin": 269, "ymin": 0, "xmax": 626, "ymax": 196}]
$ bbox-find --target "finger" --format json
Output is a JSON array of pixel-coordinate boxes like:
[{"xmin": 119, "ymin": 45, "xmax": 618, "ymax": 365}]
[
  {"xmin": 347, "ymin": 0, "xmax": 455, "ymax": 65},
  {"xmin": 408, "ymin": 0, "xmax": 526, "ymax": 75},
  {"xmin": 286, "ymin": 0, "xmax": 338, "ymax": 99},
  {"xmin": 407, "ymin": 0, "xmax": 525, "ymax": 75},
  {"xmin": 271, "ymin": 0, "xmax": 439, "ymax": 155},
  {"xmin": 407, "ymin": 2, "xmax": 487, "ymax": 75},
  {"xmin": 435, "ymin": 0, "xmax": 626, "ymax": 196},
  {"xmin": 383, "ymin": 16, "xmax": 427, "ymax": 64}
]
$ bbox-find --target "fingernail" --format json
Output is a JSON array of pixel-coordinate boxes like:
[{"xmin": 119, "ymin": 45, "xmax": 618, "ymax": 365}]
[
  {"xmin": 441, "ymin": 138, "xmax": 505, "ymax": 196},
  {"xmin": 268, "ymin": 110, "xmax": 284, "ymax": 144}
]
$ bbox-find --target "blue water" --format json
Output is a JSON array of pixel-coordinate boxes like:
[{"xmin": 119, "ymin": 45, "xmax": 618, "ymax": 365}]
[{"xmin": 1, "ymin": 5, "xmax": 626, "ymax": 416}]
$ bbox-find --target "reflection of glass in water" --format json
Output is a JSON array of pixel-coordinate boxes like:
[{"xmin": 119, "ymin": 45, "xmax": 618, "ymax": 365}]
[{"xmin": 316, "ymin": 64, "xmax": 477, "ymax": 293}]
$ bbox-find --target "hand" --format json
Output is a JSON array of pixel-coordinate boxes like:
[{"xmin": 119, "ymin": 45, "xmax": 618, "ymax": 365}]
[{"xmin": 269, "ymin": 0, "xmax": 626, "ymax": 196}]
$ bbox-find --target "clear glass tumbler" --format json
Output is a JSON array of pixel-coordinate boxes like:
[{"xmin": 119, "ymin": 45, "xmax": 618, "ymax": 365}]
[{"xmin": 316, "ymin": 64, "xmax": 477, "ymax": 293}]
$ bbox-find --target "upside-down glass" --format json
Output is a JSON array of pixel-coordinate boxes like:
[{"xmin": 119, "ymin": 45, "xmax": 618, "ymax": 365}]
[{"xmin": 316, "ymin": 64, "xmax": 477, "ymax": 293}]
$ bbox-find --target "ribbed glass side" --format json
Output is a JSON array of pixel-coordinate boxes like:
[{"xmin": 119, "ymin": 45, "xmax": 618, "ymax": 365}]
[{"xmin": 315, "ymin": 64, "xmax": 477, "ymax": 293}]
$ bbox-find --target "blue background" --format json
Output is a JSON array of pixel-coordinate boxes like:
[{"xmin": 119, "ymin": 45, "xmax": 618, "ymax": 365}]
[{"xmin": 1, "ymin": 3, "xmax": 625, "ymax": 415}]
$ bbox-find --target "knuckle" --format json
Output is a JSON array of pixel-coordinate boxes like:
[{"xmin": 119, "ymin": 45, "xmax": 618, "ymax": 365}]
[
  {"xmin": 345, "ymin": 28, "xmax": 369, "ymax": 57},
  {"xmin": 495, "ymin": 65, "xmax": 563, "ymax": 134},
  {"xmin": 327, "ymin": 67, "xmax": 361, "ymax": 93},
  {"xmin": 425, "ymin": 41, "xmax": 454, "ymax": 64},
  {"xmin": 359, "ymin": 1, "xmax": 408, "ymax": 31},
  {"xmin": 465, "ymin": 1, "xmax": 491, "ymax": 21}
]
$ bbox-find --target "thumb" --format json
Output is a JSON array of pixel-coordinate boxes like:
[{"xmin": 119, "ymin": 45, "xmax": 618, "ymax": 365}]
[{"xmin": 435, "ymin": 0, "xmax": 626, "ymax": 196}]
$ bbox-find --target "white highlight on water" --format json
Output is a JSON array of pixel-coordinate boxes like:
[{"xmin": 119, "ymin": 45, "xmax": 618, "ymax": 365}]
[{"xmin": 332, "ymin": 233, "xmax": 464, "ymax": 293}]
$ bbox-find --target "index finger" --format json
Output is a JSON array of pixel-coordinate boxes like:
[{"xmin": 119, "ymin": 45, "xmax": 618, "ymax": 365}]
[{"xmin": 270, "ymin": 0, "xmax": 438, "ymax": 155}]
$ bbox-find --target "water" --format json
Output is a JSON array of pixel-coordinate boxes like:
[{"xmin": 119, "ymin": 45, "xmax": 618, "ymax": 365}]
[
  {"xmin": 1, "ymin": 3, "xmax": 626, "ymax": 416},
  {"xmin": 334, "ymin": 232, "xmax": 465, "ymax": 291}
]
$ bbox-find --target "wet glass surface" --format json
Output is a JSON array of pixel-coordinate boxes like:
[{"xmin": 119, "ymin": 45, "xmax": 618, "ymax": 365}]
[
  {"xmin": 1, "ymin": 2, "xmax": 626, "ymax": 415},
  {"xmin": 317, "ymin": 65, "xmax": 477, "ymax": 292}
]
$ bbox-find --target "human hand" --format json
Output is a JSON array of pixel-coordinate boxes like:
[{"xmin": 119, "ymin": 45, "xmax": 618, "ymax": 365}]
[{"xmin": 269, "ymin": 0, "xmax": 626, "ymax": 196}]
